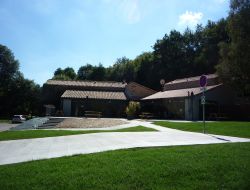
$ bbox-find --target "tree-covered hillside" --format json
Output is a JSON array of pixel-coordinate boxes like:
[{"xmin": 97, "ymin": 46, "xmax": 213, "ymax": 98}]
[
  {"xmin": 52, "ymin": 0, "xmax": 249, "ymax": 94},
  {"xmin": 1, "ymin": 0, "xmax": 249, "ymax": 117}
]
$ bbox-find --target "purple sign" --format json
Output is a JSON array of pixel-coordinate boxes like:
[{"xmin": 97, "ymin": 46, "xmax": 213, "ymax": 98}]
[{"xmin": 199, "ymin": 75, "xmax": 207, "ymax": 87}]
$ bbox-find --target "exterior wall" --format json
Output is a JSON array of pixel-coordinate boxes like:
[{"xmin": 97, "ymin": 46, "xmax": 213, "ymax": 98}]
[
  {"xmin": 42, "ymin": 82, "xmax": 125, "ymax": 111},
  {"xmin": 184, "ymin": 85, "xmax": 236, "ymax": 120},
  {"xmin": 45, "ymin": 107, "xmax": 55, "ymax": 116},
  {"xmin": 201, "ymin": 85, "xmax": 236, "ymax": 105},
  {"xmin": 63, "ymin": 99, "xmax": 71, "ymax": 116},
  {"xmin": 141, "ymin": 99, "xmax": 185, "ymax": 119},
  {"xmin": 43, "ymin": 81, "xmax": 154, "ymax": 115},
  {"xmin": 185, "ymin": 96, "xmax": 200, "ymax": 120},
  {"xmin": 143, "ymin": 85, "xmax": 235, "ymax": 120},
  {"xmin": 162, "ymin": 98, "xmax": 185, "ymax": 119}
]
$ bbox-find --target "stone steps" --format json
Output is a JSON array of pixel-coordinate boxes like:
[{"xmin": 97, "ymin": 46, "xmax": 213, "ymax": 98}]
[{"xmin": 38, "ymin": 118, "xmax": 64, "ymax": 129}]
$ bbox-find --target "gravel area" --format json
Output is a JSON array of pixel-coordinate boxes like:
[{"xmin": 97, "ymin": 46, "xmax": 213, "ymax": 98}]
[{"xmin": 57, "ymin": 118, "xmax": 128, "ymax": 128}]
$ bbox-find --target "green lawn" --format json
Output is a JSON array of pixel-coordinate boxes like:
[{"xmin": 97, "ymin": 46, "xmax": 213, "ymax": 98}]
[
  {"xmin": 0, "ymin": 143, "xmax": 249, "ymax": 189},
  {"xmin": 154, "ymin": 121, "xmax": 250, "ymax": 138},
  {"xmin": 0, "ymin": 126, "xmax": 156, "ymax": 141}
]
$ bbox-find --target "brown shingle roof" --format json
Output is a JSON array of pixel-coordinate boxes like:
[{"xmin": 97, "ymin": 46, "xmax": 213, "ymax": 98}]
[
  {"xmin": 127, "ymin": 82, "xmax": 156, "ymax": 93},
  {"xmin": 164, "ymin": 74, "xmax": 219, "ymax": 90},
  {"xmin": 143, "ymin": 84, "xmax": 222, "ymax": 100},
  {"xmin": 46, "ymin": 80, "xmax": 126, "ymax": 89},
  {"xmin": 166, "ymin": 74, "xmax": 218, "ymax": 85},
  {"xmin": 61, "ymin": 90, "xmax": 127, "ymax": 100}
]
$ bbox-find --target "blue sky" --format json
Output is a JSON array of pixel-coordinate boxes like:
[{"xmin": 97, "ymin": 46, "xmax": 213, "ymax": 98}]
[{"xmin": 0, "ymin": 0, "xmax": 229, "ymax": 85}]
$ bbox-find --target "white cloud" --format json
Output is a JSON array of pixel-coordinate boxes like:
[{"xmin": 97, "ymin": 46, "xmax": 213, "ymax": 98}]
[
  {"xmin": 120, "ymin": 0, "xmax": 141, "ymax": 24},
  {"xmin": 178, "ymin": 11, "xmax": 203, "ymax": 27}
]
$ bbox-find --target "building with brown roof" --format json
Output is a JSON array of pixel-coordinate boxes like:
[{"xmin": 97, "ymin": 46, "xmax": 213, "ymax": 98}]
[
  {"xmin": 142, "ymin": 74, "xmax": 237, "ymax": 120},
  {"xmin": 43, "ymin": 80, "xmax": 155, "ymax": 117}
]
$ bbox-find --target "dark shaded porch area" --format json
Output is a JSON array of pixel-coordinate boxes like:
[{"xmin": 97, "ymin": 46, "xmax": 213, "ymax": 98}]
[
  {"xmin": 141, "ymin": 99, "xmax": 185, "ymax": 119},
  {"xmin": 68, "ymin": 99, "xmax": 127, "ymax": 118}
]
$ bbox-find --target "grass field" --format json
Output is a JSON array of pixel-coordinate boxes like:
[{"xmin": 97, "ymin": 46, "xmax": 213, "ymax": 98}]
[
  {"xmin": 0, "ymin": 143, "xmax": 249, "ymax": 190},
  {"xmin": 0, "ymin": 126, "xmax": 156, "ymax": 141},
  {"xmin": 154, "ymin": 121, "xmax": 250, "ymax": 138}
]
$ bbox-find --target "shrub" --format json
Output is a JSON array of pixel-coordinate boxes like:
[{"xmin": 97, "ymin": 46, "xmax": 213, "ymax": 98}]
[{"xmin": 125, "ymin": 101, "xmax": 140, "ymax": 118}]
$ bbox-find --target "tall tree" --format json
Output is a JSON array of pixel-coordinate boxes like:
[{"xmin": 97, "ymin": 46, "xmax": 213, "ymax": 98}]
[
  {"xmin": 90, "ymin": 64, "xmax": 106, "ymax": 81},
  {"xmin": 0, "ymin": 45, "xmax": 20, "ymax": 116},
  {"xmin": 153, "ymin": 30, "xmax": 187, "ymax": 85},
  {"xmin": 9, "ymin": 74, "xmax": 41, "ymax": 115},
  {"xmin": 133, "ymin": 52, "xmax": 155, "ymax": 88},
  {"xmin": 0, "ymin": 44, "xmax": 42, "ymax": 117},
  {"xmin": 54, "ymin": 68, "xmax": 63, "ymax": 76},
  {"xmin": 106, "ymin": 57, "xmax": 134, "ymax": 82},
  {"xmin": 77, "ymin": 64, "xmax": 94, "ymax": 80},
  {"xmin": 64, "ymin": 67, "xmax": 76, "ymax": 79},
  {"xmin": 217, "ymin": 0, "xmax": 250, "ymax": 95},
  {"xmin": 52, "ymin": 67, "xmax": 76, "ymax": 80},
  {"xmin": 195, "ymin": 19, "xmax": 229, "ymax": 74},
  {"xmin": 0, "ymin": 45, "xmax": 20, "ymax": 90}
]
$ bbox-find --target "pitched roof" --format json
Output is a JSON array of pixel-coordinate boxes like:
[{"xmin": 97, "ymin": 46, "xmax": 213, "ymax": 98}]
[
  {"xmin": 45, "ymin": 80, "xmax": 126, "ymax": 89},
  {"xmin": 127, "ymin": 82, "xmax": 157, "ymax": 93},
  {"xmin": 125, "ymin": 82, "xmax": 157, "ymax": 100},
  {"xmin": 166, "ymin": 74, "xmax": 218, "ymax": 85},
  {"xmin": 61, "ymin": 90, "xmax": 127, "ymax": 100},
  {"xmin": 164, "ymin": 74, "xmax": 219, "ymax": 91},
  {"xmin": 143, "ymin": 84, "xmax": 222, "ymax": 100}
]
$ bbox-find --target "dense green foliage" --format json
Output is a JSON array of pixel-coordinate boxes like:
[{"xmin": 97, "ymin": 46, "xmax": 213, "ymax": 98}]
[
  {"xmin": 154, "ymin": 121, "xmax": 250, "ymax": 138},
  {"xmin": 51, "ymin": 19, "xmax": 231, "ymax": 90},
  {"xmin": 0, "ymin": 45, "xmax": 42, "ymax": 117},
  {"xmin": 77, "ymin": 63, "xmax": 106, "ymax": 80},
  {"xmin": 53, "ymin": 19, "xmax": 229, "ymax": 90},
  {"xmin": 50, "ymin": 1, "xmax": 249, "ymax": 93},
  {"xmin": 125, "ymin": 101, "xmax": 141, "ymax": 117},
  {"xmin": 0, "ymin": 143, "xmax": 249, "ymax": 189},
  {"xmin": 1, "ymin": 0, "xmax": 249, "ymax": 117},
  {"xmin": 0, "ymin": 126, "xmax": 156, "ymax": 141},
  {"xmin": 217, "ymin": 0, "xmax": 250, "ymax": 95},
  {"xmin": 53, "ymin": 67, "xmax": 76, "ymax": 80}
]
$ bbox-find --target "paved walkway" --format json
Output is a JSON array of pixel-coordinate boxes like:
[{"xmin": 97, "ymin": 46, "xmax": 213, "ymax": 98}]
[
  {"xmin": 0, "ymin": 120, "xmax": 249, "ymax": 165},
  {"xmin": 0, "ymin": 123, "xmax": 18, "ymax": 132}
]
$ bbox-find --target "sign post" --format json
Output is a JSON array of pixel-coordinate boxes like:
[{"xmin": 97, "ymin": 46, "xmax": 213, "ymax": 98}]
[{"xmin": 200, "ymin": 75, "xmax": 207, "ymax": 134}]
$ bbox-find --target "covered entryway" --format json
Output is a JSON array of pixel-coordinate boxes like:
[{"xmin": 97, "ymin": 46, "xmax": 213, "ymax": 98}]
[{"xmin": 61, "ymin": 90, "xmax": 128, "ymax": 117}]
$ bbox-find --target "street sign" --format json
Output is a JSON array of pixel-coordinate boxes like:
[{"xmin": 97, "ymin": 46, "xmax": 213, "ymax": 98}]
[
  {"xmin": 199, "ymin": 75, "xmax": 207, "ymax": 87},
  {"xmin": 201, "ymin": 95, "xmax": 205, "ymax": 105},
  {"xmin": 200, "ymin": 87, "xmax": 206, "ymax": 92},
  {"xmin": 160, "ymin": 79, "xmax": 165, "ymax": 85},
  {"xmin": 199, "ymin": 75, "xmax": 207, "ymax": 134}
]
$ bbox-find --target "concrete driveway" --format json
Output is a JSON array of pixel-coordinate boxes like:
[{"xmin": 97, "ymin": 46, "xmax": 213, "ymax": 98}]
[{"xmin": 0, "ymin": 121, "xmax": 249, "ymax": 165}]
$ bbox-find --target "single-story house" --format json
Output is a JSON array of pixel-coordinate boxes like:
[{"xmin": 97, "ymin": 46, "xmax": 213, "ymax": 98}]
[
  {"xmin": 42, "ymin": 80, "xmax": 156, "ymax": 117},
  {"xmin": 142, "ymin": 74, "xmax": 237, "ymax": 120}
]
